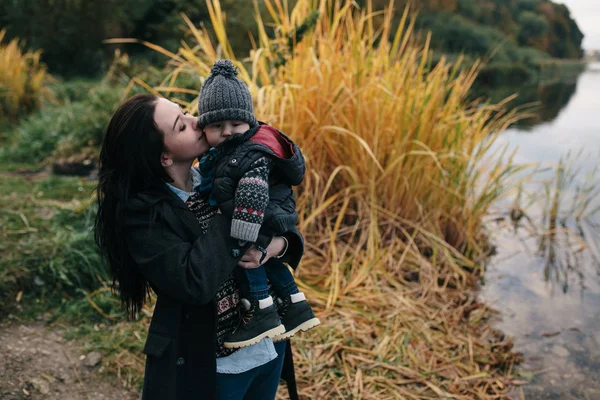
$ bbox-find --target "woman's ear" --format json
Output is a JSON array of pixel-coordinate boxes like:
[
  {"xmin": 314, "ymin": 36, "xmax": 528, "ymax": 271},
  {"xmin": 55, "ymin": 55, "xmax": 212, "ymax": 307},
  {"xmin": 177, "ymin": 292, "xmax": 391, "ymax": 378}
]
[{"xmin": 161, "ymin": 152, "xmax": 173, "ymax": 167}]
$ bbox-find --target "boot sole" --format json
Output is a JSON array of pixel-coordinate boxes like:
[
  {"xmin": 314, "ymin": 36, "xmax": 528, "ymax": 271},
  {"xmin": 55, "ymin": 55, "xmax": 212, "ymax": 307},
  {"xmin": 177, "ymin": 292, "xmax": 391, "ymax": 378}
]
[
  {"xmin": 223, "ymin": 324, "xmax": 286, "ymax": 349},
  {"xmin": 273, "ymin": 317, "xmax": 321, "ymax": 343}
]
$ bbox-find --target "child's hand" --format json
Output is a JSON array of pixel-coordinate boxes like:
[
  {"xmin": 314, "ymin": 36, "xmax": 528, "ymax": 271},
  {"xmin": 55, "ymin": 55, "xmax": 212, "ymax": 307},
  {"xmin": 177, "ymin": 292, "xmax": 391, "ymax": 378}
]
[
  {"xmin": 237, "ymin": 237, "xmax": 285, "ymax": 269},
  {"xmin": 238, "ymin": 245, "xmax": 264, "ymax": 269}
]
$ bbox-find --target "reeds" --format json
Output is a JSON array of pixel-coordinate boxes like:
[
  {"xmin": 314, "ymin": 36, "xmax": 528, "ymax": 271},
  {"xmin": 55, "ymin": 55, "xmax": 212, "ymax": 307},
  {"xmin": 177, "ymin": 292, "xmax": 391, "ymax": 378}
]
[
  {"xmin": 107, "ymin": 0, "xmax": 525, "ymax": 397},
  {"xmin": 531, "ymin": 152, "xmax": 599, "ymax": 294},
  {"xmin": 0, "ymin": 29, "xmax": 54, "ymax": 121}
]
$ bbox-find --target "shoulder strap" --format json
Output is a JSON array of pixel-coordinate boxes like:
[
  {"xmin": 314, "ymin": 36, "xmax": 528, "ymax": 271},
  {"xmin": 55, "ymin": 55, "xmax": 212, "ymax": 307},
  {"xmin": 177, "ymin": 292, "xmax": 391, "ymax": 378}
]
[{"xmin": 281, "ymin": 341, "xmax": 299, "ymax": 400}]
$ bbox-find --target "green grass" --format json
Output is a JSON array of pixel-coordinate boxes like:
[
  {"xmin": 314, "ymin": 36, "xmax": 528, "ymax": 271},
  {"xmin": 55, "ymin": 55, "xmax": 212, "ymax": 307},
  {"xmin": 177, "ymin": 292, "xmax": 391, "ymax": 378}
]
[
  {"xmin": 0, "ymin": 172, "xmax": 105, "ymax": 317},
  {"xmin": 35, "ymin": 176, "xmax": 96, "ymax": 201},
  {"xmin": 0, "ymin": 169, "xmax": 145, "ymax": 389}
]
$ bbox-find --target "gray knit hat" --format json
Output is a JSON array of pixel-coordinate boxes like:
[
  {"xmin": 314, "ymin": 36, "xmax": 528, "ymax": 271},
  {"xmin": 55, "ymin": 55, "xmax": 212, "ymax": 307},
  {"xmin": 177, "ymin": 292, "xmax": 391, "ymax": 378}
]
[{"xmin": 198, "ymin": 59, "xmax": 257, "ymax": 128}]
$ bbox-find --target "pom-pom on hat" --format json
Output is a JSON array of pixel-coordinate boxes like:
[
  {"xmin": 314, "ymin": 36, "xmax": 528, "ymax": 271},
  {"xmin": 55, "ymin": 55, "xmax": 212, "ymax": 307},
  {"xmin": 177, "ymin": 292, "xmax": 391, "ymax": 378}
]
[{"xmin": 197, "ymin": 59, "xmax": 257, "ymax": 128}]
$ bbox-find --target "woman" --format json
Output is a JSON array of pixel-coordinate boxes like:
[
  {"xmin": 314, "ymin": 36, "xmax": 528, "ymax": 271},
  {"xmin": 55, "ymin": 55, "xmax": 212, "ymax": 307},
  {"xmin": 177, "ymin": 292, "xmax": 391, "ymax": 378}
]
[{"xmin": 94, "ymin": 94, "xmax": 302, "ymax": 400}]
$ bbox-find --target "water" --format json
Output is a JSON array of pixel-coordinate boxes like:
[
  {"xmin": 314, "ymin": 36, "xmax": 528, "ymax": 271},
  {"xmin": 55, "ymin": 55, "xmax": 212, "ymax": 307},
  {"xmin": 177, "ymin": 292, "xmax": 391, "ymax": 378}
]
[{"xmin": 480, "ymin": 62, "xmax": 600, "ymax": 399}]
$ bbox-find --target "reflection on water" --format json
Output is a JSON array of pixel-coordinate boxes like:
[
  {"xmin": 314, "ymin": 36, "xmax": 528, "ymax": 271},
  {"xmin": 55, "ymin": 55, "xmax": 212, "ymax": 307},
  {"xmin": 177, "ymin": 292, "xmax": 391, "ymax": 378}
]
[
  {"xmin": 474, "ymin": 81, "xmax": 580, "ymax": 130},
  {"xmin": 483, "ymin": 218, "xmax": 600, "ymax": 399},
  {"xmin": 480, "ymin": 62, "xmax": 600, "ymax": 399}
]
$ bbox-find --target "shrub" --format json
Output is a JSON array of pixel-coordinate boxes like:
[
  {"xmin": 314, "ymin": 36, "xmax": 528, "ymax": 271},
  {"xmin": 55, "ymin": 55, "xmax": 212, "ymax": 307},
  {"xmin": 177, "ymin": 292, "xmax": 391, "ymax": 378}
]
[
  {"xmin": 512, "ymin": 45, "xmax": 550, "ymax": 65},
  {"xmin": 518, "ymin": 11, "xmax": 549, "ymax": 45},
  {"xmin": 1, "ymin": 84, "xmax": 123, "ymax": 161},
  {"xmin": 418, "ymin": 13, "xmax": 508, "ymax": 57},
  {"xmin": 515, "ymin": 0, "xmax": 537, "ymax": 13},
  {"xmin": 48, "ymin": 79, "xmax": 103, "ymax": 104},
  {"xmin": 0, "ymin": 29, "xmax": 54, "ymax": 121}
]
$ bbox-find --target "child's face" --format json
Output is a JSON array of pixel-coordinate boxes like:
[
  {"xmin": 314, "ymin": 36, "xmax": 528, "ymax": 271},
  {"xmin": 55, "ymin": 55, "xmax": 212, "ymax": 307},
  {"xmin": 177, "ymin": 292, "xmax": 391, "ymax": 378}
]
[{"xmin": 203, "ymin": 120, "xmax": 250, "ymax": 147}]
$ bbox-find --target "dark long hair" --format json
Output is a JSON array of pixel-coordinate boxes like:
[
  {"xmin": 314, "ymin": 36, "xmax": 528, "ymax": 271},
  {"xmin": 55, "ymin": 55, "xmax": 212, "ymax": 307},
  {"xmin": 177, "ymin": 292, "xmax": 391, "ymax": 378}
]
[{"xmin": 94, "ymin": 94, "xmax": 172, "ymax": 318}]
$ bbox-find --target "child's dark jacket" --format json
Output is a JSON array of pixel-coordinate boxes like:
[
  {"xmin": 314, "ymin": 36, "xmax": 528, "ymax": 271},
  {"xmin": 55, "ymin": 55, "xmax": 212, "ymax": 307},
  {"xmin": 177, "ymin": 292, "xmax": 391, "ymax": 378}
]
[{"xmin": 211, "ymin": 123, "xmax": 305, "ymax": 252}]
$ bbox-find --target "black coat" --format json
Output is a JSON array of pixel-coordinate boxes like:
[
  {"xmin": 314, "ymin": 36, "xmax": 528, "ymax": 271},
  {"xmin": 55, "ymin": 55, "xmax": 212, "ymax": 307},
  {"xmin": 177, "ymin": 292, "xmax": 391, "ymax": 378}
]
[
  {"xmin": 212, "ymin": 123, "xmax": 306, "ymax": 239},
  {"xmin": 123, "ymin": 188, "xmax": 303, "ymax": 400}
]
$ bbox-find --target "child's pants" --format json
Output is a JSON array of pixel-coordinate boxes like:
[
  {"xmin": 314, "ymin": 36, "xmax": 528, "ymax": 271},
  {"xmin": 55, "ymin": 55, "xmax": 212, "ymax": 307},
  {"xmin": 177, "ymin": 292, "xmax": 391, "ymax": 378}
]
[{"xmin": 235, "ymin": 259, "xmax": 299, "ymax": 300}]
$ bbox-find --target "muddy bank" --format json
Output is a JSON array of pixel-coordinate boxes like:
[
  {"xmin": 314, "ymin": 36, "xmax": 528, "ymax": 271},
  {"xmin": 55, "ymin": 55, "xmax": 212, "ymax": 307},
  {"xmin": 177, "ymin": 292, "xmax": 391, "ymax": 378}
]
[{"xmin": 0, "ymin": 319, "xmax": 138, "ymax": 400}]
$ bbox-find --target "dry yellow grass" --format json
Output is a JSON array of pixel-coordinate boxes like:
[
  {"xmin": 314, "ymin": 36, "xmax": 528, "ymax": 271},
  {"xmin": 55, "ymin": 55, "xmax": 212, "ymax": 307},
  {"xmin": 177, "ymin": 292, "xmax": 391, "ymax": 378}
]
[
  {"xmin": 0, "ymin": 29, "xmax": 54, "ymax": 120},
  {"xmin": 106, "ymin": 0, "xmax": 525, "ymax": 398}
]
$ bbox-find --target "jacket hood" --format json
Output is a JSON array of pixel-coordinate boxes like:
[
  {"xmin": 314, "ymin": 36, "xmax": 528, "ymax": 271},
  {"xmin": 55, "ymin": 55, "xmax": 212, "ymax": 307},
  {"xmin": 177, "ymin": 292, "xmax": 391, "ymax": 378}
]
[{"xmin": 248, "ymin": 124, "xmax": 305, "ymax": 186}]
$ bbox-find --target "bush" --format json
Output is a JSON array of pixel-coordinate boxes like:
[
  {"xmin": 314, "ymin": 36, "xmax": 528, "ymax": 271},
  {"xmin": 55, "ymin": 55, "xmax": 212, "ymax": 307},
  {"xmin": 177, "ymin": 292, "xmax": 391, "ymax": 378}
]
[
  {"xmin": 1, "ymin": 84, "xmax": 123, "ymax": 161},
  {"xmin": 418, "ymin": 13, "xmax": 508, "ymax": 57},
  {"xmin": 48, "ymin": 79, "xmax": 104, "ymax": 104},
  {"xmin": 518, "ymin": 11, "xmax": 549, "ymax": 45},
  {"xmin": 456, "ymin": 0, "xmax": 477, "ymax": 19},
  {"xmin": 512, "ymin": 46, "xmax": 550, "ymax": 65},
  {"xmin": 0, "ymin": 29, "xmax": 54, "ymax": 121},
  {"xmin": 515, "ymin": 0, "xmax": 537, "ymax": 13}
]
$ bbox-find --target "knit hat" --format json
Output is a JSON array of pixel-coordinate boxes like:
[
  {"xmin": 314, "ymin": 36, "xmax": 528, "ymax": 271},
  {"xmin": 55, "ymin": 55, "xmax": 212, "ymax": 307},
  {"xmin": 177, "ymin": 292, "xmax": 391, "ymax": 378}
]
[{"xmin": 198, "ymin": 59, "xmax": 257, "ymax": 129}]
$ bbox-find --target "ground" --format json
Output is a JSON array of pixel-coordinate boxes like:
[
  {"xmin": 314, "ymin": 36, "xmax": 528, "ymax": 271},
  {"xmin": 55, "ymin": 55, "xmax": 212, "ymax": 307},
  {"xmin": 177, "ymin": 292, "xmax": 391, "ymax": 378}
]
[{"xmin": 0, "ymin": 320, "xmax": 139, "ymax": 400}]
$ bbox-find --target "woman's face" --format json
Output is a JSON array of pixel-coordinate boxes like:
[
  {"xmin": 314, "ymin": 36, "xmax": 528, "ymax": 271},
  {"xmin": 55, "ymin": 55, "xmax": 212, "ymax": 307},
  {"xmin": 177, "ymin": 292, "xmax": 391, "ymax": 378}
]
[{"xmin": 154, "ymin": 98, "xmax": 209, "ymax": 165}]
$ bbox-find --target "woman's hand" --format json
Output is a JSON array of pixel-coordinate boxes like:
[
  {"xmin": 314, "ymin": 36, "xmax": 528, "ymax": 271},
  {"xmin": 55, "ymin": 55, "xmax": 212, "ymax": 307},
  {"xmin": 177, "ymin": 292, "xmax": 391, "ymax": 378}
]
[{"xmin": 237, "ymin": 237, "xmax": 285, "ymax": 269}]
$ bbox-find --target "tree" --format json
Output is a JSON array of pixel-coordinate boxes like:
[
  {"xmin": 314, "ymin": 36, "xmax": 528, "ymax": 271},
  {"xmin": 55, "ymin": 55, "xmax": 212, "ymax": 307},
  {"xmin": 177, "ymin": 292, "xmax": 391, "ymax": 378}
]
[
  {"xmin": 0, "ymin": 0, "xmax": 155, "ymax": 76},
  {"xmin": 516, "ymin": 0, "xmax": 538, "ymax": 13},
  {"xmin": 518, "ymin": 11, "xmax": 549, "ymax": 45},
  {"xmin": 456, "ymin": 0, "xmax": 476, "ymax": 19}
]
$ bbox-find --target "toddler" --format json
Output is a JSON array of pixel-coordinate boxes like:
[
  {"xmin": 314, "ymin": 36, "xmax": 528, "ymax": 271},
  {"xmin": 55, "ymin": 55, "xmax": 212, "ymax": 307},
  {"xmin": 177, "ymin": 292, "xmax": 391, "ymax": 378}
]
[{"xmin": 197, "ymin": 59, "xmax": 320, "ymax": 349}]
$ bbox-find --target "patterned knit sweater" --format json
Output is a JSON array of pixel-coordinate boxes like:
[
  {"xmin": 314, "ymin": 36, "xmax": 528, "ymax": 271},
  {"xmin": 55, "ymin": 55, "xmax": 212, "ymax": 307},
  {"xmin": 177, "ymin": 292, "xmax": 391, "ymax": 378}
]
[{"xmin": 230, "ymin": 156, "xmax": 272, "ymax": 242}]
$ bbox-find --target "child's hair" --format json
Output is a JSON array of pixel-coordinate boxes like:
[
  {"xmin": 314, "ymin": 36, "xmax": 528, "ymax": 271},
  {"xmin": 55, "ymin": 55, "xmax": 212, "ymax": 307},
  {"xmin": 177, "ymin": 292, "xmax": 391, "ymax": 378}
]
[{"xmin": 198, "ymin": 59, "xmax": 257, "ymax": 129}]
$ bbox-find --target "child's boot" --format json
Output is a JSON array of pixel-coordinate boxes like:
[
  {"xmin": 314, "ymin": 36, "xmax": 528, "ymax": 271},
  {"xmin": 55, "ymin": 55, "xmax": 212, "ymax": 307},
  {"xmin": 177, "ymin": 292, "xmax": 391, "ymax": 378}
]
[
  {"xmin": 224, "ymin": 297, "xmax": 285, "ymax": 349},
  {"xmin": 273, "ymin": 292, "xmax": 320, "ymax": 342}
]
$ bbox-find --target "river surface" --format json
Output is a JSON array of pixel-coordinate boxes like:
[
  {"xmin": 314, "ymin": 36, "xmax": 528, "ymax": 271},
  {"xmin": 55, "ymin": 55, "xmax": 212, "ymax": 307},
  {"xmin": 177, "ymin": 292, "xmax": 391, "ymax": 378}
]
[{"xmin": 480, "ymin": 62, "xmax": 600, "ymax": 399}]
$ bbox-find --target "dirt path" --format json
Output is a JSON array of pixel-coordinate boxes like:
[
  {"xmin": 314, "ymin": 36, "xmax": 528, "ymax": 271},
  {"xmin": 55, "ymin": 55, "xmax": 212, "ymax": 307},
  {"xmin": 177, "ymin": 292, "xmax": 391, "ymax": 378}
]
[{"xmin": 0, "ymin": 320, "xmax": 139, "ymax": 400}]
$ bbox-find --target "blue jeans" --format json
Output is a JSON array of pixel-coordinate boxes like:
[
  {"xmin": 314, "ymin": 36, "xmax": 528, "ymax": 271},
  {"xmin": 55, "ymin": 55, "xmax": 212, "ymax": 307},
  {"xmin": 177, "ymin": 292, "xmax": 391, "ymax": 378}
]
[
  {"xmin": 236, "ymin": 259, "xmax": 299, "ymax": 301},
  {"xmin": 215, "ymin": 341, "xmax": 287, "ymax": 400}
]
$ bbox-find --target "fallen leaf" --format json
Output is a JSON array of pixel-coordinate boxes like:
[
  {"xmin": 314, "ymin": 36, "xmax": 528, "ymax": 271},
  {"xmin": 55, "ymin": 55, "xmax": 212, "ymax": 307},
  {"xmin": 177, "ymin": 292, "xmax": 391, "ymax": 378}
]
[
  {"xmin": 40, "ymin": 372, "xmax": 55, "ymax": 382},
  {"xmin": 541, "ymin": 331, "xmax": 560, "ymax": 338}
]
